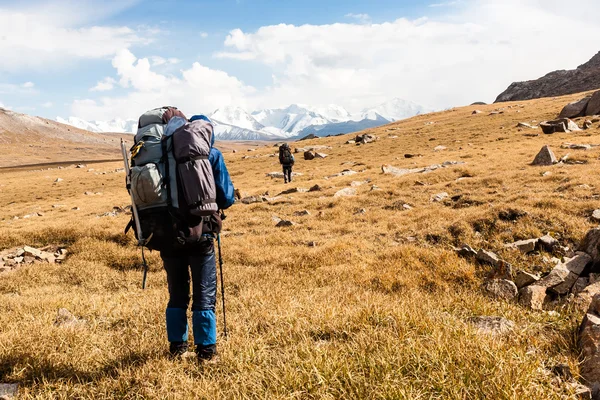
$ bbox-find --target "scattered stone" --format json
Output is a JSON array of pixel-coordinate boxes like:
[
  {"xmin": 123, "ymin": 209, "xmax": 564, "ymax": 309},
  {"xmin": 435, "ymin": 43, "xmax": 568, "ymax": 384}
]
[
  {"xmin": 293, "ymin": 210, "xmax": 311, "ymax": 216},
  {"xmin": 483, "ymin": 279, "xmax": 518, "ymax": 300},
  {"xmin": 561, "ymin": 143, "xmax": 592, "ymax": 150},
  {"xmin": 334, "ymin": 188, "xmax": 357, "ymax": 198},
  {"xmin": 0, "ymin": 383, "xmax": 18, "ymax": 399},
  {"xmin": 540, "ymin": 118, "xmax": 581, "ymax": 134},
  {"xmin": 517, "ymin": 122, "xmax": 536, "ymax": 129},
  {"xmin": 538, "ymin": 234, "xmax": 559, "ymax": 252},
  {"xmin": 75, "ymin": 164, "xmax": 86, "ymax": 169},
  {"xmin": 575, "ymin": 282, "xmax": 600, "ymax": 312},
  {"xmin": 382, "ymin": 161, "xmax": 465, "ymax": 178},
  {"xmin": 278, "ymin": 187, "xmax": 308, "ymax": 196},
  {"xmin": 275, "ymin": 220, "xmax": 295, "ymax": 228},
  {"xmin": 431, "ymin": 192, "xmax": 449, "ymax": 202},
  {"xmin": 578, "ymin": 228, "xmax": 600, "ymax": 265},
  {"xmin": 354, "ymin": 208, "xmax": 367, "ymax": 215},
  {"xmin": 54, "ymin": 308, "xmax": 85, "ymax": 328},
  {"xmin": 506, "ymin": 239, "xmax": 538, "ymax": 254},
  {"xmin": 72, "ymin": 207, "xmax": 80, "ymax": 211},
  {"xmin": 593, "ymin": 210, "xmax": 600, "ymax": 222},
  {"xmin": 345, "ymin": 140, "xmax": 356, "ymax": 144},
  {"xmin": 433, "ymin": 145, "xmax": 447, "ymax": 152},
  {"xmin": 472, "ymin": 110, "xmax": 482, "ymax": 115},
  {"xmin": 476, "ymin": 249, "xmax": 500, "ymax": 267},
  {"xmin": 355, "ymin": 134, "xmax": 377, "ymax": 144},
  {"xmin": 241, "ymin": 196, "xmax": 265, "ymax": 205},
  {"xmin": 579, "ymin": 293, "xmax": 600, "ymax": 390},
  {"xmin": 266, "ymin": 171, "xmax": 303, "ymax": 179},
  {"xmin": 304, "ymin": 151, "xmax": 315, "ymax": 160},
  {"xmin": 518, "ymin": 285, "xmax": 548, "ymax": 310},
  {"xmin": 308, "ymin": 184, "xmax": 322, "ymax": 192},
  {"xmin": 455, "ymin": 244, "xmax": 477, "ymax": 258},
  {"xmin": 468, "ymin": 316, "xmax": 515, "ymax": 335},
  {"xmin": 314, "ymin": 153, "xmax": 328, "ymax": 159},
  {"xmin": 402, "ymin": 204, "xmax": 412, "ymax": 211},
  {"xmin": 370, "ymin": 185, "xmax": 381, "ymax": 191},
  {"xmin": 514, "ymin": 270, "xmax": 540, "ymax": 289},
  {"xmin": 574, "ymin": 277, "xmax": 590, "ymax": 295},
  {"xmin": 54, "ymin": 178, "xmax": 63, "ymax": 183},
  {"xmin": 537, "ymin": 263, "xmax": 570, "ymax": 289},
  {"xmin": 307, "ymin": 241, "xmax": 318, "ymax": 247},
  {"xmin": 531, "ymin": 145, "xmax": 558, "ymax": 166},
  {"xmin": 584, "ymin": 120, "xmax": 593, "ymax": 130}
]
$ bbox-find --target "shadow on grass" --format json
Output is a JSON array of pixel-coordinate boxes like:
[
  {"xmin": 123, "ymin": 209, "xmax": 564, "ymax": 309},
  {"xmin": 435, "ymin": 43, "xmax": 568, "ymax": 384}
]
[{"xmin": 0, "ymin": 350, "xmax": 154, "ymax": 385}]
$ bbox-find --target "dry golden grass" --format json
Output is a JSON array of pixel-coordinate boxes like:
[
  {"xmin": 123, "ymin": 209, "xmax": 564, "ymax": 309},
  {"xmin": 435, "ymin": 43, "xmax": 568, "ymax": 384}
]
[{"xmin": 1, "ymin": 93, "xmax": 600, "ymax": 398}]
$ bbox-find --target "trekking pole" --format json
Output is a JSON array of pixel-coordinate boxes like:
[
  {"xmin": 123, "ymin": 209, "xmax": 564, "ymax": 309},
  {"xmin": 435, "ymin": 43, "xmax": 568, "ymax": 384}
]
[
  {"xmin": 217, "ymin": 233, "xmax": 228, "ymax": 338},
  {"xmin": 121, "ymin": 139, "xmax": 149, "ymax": 289}
]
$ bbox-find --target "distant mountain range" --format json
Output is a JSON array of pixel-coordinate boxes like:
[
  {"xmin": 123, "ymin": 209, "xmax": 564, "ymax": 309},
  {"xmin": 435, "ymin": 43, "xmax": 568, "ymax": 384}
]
[
  {"xmin": 57, "ymin": 98, "xmax": 431, "ymax": 140},
  {"xmin": 495, "ymin": 51, "xmax": 600, "ymax": 103}
]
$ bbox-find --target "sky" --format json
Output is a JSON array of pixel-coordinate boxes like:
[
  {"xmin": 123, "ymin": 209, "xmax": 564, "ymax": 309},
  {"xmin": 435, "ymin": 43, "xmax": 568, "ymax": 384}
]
[{"xmin": 1, "ymin": 0, "xmax": 600, "ymax": 122}]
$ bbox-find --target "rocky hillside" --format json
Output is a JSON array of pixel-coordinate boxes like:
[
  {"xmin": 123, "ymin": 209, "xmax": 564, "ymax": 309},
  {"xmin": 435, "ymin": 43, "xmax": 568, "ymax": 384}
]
[
  {"xmin": 0, "ymin": 108, "xmax": 128, "ymax": 167},
  {"xmin": 495, "ymin": 51, "xmax": 600, "ymax": 102}
]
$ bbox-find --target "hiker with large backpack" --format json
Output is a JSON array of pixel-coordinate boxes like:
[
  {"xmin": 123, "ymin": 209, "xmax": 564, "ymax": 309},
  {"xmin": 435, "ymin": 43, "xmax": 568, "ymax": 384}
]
[
  {"xmin": 279, "ymin": 143, "xmax": 294, "ymax": 183},
  {"xmin": 126, "ymin": 108, "xmax": 235, "ymax": 361}
]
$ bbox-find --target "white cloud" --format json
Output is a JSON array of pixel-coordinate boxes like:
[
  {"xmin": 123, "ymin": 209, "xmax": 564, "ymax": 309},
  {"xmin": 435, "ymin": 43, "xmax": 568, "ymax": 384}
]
[
  {"xmin": 22, "ymin": 82, "xmax": 35, "ymax": 88},
  {"xmin": 90, "ymin": 77, "xmax": 116, "ymax": 92},
  {"xmin": 150, "ymin": 56, "xmax": 181, "ymax": 66},
  {"xmin": 0, "ymin": 3, "xmax": 152, "ymax": 72},
  {"xmin": 429, "ymin": 1, "xmax": 461, "ymax": 7},
  {"xmin": 214, "ymin": 0, "xmax": 600, "ymax": 111},
  {"xmin": 200, "ymin": 32, "xmax": 209, "ymax": 39},
  {"xmin": 71, "ymin": 50, "xmax": 255, "ymax": 121},
  {"xmin": 345, "ymin": 13, "xmax": 371, "ymax": 23},
  {"xmin": 41, "ymin": 101, "xmax": 54, "ymax": 108},
  {"xmin": 0, "ymin": 83, "xmax": 37, "ymax": 95}
]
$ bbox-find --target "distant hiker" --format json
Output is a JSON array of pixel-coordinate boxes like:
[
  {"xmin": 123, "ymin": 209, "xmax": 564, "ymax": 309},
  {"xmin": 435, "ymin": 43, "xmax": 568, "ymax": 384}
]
[
  {"xmin": 126, "ymin": 108, "xmax": 234, "ymax": 362},
  {"xmin": 279, "ymin": 143, "xmax": 295, "ymax": 183}
]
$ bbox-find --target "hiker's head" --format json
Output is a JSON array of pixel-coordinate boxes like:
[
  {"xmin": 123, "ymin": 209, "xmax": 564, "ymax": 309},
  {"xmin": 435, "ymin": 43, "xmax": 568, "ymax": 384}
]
[{"xmin": 190, "ymin": 115, "xmax": 215, "ymax": 147}]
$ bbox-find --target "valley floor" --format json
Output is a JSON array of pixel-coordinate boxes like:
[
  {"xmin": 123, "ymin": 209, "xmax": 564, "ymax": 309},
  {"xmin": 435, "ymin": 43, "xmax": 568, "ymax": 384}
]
[{"xmin": 1, "ymin": 93, "xmax": 599, "ymax": 398}]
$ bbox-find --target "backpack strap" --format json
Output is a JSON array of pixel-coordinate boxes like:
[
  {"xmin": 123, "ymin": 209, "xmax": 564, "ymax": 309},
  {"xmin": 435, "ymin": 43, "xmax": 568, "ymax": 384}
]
[{"xmin": 161, "ymin": 137, "xmax": 173, "ymax": 208}]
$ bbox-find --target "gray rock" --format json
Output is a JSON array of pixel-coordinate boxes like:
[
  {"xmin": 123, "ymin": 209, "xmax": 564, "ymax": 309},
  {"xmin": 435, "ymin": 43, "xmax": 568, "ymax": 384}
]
[
  {"xmin": 517, "ymin": 122, "xmax": 537, "ymax": 129},
  {"xmin": 304, "ymin": 151, "xmax": 315, "ymax": 160},
  {"xmin": 431, "ymin": 192, "xmax": 449, "ymax": 202},
  {"xmin": 476, "ymin": 249, "xmax": 500, "ymax": 267},
  {"xmin": 468, "ymin": 316, "xmax": 515, "ymax": 335},
  {"xmin": 472, "ymin": 110, "xmax": 482, "ymax": 115},
  {"xmin": 538, "ymin": 234, "xmax": 558, "ymax": 252},
  {"xmin": 276, "ymin": 220, "xmax": 295, "ymax": 228},
  {"xmin": 531, "ymin": 145, "xmax": 557, "ymax": 166},
  {"xmin": 593, "ymin": 209, "xmax": 600, "ymax": 222},
  {"xmin": 293, "ymin": 210, "xmax": 310, "ymax": 217},
  {"xmin": 0, "ymin": 383, "xmax": 18, "ymax": 399},
  {"xmin": 565, "ymin": 253, "xmax": 593, "ymax": 275},
  {"xmin": 308, "ymin": 184, "xmax": 322, "ymax": 192},
  {"xmin": 590, "ymin": 273, "xmax": 600, "ymax": 285},
  {"xmin": 506, "ymin": 238, "xmax": 538, "ymax": 254},
  {"xmin": 334, "ymin": 188, "xmax": 357, "ymax": 198},
  {"xmin": 536, "ymin": 264, "xmax": 570, "ymax": 288},
  {"xmin": 575, "ymin": 282, "xmax": 600, "ymax": 312},
  {"xmin": 586, "ymin": 90, "xmax": 600, "ymax": 116},
  {"xmin": 551, "ymin": 271, "xmax": 580, "ymax": 295},
  {"xmin": 518, "ymin": 285, "xmax": 548, "ymax": 310},
  {"xmin": 241, "ymin": 196, "xmax": 265, "ymax": 205},
  {"xmin": 579, "ymin": 294, "xmax": 600, "ymax": 390},
  {"xmin": 314, "ymin": 152, "xmax": 328, "ymax": 159},
  {"xmin": 540, "ymin": 118, "xmax": 581, "ymax": 134},
  {"xmin": 54, "ymin": 178, "xmax": 63, "ymax": 183},
  {"xmin": 578, "ymin": 228, "xmax": 600, "ymax": 265},
  {"xmin": 559, "ymin": 96, "xmax": 591, "ymax": 118},
  {"xmin": 573, "ymin": 277, "xmax": 590, "ymax": 295},
  {"xmin": 455, "ymin": 244, "xmax": 478, "ymax": 258},
  {"xmin": 433, "ymin": 145, "xmax": 447, "ymax": 152},
  {"xmin": 355, "ymin": 134, "xmax": 376, "ymax": 144},
  {"xmin": 561, "ymin": 143, "xmax": 592, "ymax": 150},
  {"xmin": 483, "ymin": 279, "xmax": 518, "ymax": 300},
  {"xmin": 514, "ymin": 270, "xmax": 540, "ymax": 289}
]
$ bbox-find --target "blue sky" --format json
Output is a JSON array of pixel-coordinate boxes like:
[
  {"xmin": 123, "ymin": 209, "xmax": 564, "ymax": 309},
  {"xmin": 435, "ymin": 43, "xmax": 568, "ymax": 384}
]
[{"xmin": 1, "ymin": 0, "xmax": 599, "ymax": 121}]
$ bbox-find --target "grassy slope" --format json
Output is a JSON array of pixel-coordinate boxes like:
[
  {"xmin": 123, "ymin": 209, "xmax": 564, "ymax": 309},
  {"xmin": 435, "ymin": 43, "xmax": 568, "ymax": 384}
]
[{"xmin": 1, "ymin": 93, "xmax": 599, "ymax": 398}]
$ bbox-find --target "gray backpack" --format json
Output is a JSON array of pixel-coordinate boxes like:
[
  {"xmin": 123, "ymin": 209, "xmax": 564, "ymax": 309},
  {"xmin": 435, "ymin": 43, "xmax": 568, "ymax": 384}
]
[{"xmin": 172, "ymin": 119, "xmax": 218, "ymax": 216}]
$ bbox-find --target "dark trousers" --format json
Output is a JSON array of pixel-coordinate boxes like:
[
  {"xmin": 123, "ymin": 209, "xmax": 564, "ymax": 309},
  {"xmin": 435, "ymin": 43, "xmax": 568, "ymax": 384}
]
[
  {"xmin": 161, "ymin": 244, "xmax": 217, "ymax": 349},
  {"xmin": 283, "ymin": 165, "xmax": 293, "ymax": 183}
]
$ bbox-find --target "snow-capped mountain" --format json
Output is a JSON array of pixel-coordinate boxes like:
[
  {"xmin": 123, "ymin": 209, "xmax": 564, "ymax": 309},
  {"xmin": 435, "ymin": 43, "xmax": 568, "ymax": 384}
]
[
  {"xmin": 57, "ymin": 98, "xmax": 432, "ymax": 140},
  {"xmin": 56, "ymin": 116, "xmax": 137, "ymax": 133},
  {"xmin": 359, "ymin": 98, "xmax": 430, "ymax": 122}
]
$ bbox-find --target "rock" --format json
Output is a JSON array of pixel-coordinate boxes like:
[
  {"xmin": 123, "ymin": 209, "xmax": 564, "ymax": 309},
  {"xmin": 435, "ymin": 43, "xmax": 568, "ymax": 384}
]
[
  {"xmin": 355, "ymin": 134, "xmax": 376, "ymax": 144},
  {"xmin": 552, "ymin": 271, "xmax": 580, "ymax": 295},
  {"xmin": 84, "ymin": 191, "xmax": 94, "ymax": 196},
  {"xmin": 278, "ymin": 187, "xmax": 308, "ymax": 196},
  {"xmin": 517, "ymin": 122, "xmax": 536, "ymax": 129},
  {"xmin": 75, "ymin": 163, "xmax": 86, "ymax": 168},
  {"xmin": 345, "ymin": 140, "xmax": 356, "ymax": 144},
  {"xmin": 538, "ymin": 234, "xmax": 558, "ymax": 252},
  {"xmin": 476, "ymin": 249, "xmax": 500, "ymax": 267},
  {"xmin": 402, "ymin": 204, "xmax": 412, "ymax": 211},
  {"xmin": 370, "ymin": 185, "xmax": 382, "ymax": 191},
  {"xmin": 506, "ymin": 239, "xmax": 538, "ymax": 254},
  {"xmin": 468, "ymin": 316, "xmax": 514, "ymax": 335},
  {"xmin": 54, "ymin": 308, "xmax": 85, "ymax": 328},
  {"xmin": 483, "ymin": 279, "xmax": 518, "ymax": 300},
  {"xmin": 561, "ymin": 143, "xmax": 592, "ymax": 150},
  {"xmin": 574, "ymin": 277, "xmax": 590, "ymax": 295},
  {"xmin": 514, "ymin": 270, "xmax": 540, "ymax": 289},
  {"xmin": 593, "ymin": 210, "xmax": 600, "ymax": 222},
  {"xmin": 293, "ymin": 210, "xmax": 310, "ymax": 216},
  {"xmin": 578, "ymin": 229, "xmax": 600, "ymax": 266},
  {"xmin": 537, "ymin": 264, "xmax": 570, "ymax": 289},
  {"xmin": 234, "ymin": 188, "xmax": 246, "ymax": 200},
  {"xmin": 431, "ymin": 192, "xmax": 449, "ymax": 202},
  {"xmin": 13, "ymin": 257, "xmax": 23, "ymax": 264},
  {"xmin": 455, "ymin": 244, "xmax": 477, "ymax": 258},
  {"xmin": 584, "ymin": 120, "xmax": 593, "ymax": 130},
  {"xmin": 565, "ymin": 253, "xmax": 593, "ymax": 275},
  {"xmin": 0, "ymin": 383, "xmax": 18, "ymax": 399},
  {"xmin": 579, "ymin": 293, "xmax": 600, "ymax": 390},
  {"xmin": 334, "ymin": 188, "xmax": 357, "ymax": 198},
  {"xmin": 308, "ymin": 184, "xmax": 322, "ymax": 192},
  {"xmin": 472, "ymin": 110, "xmax": 482, "ymax": 115},
  {"xmin": 590, "ymin": 274, "xmax": 600, "ymax": 285},
  {"xmin": 54, "ymin": 178, "xmax": 63, "ymax": 183},
  {"xmin": 241, "ymin": 196, "xmax": 265, "ymax": 205},
  {"xmin": 275, "ymin": 220, "xmax": 295, "ymax": 228},
  {"xmin": 540, "ymin": 118, "xmax": 581, "ymax": 134},
  {"xmin": 354, "ymin": 208, "xmax": 367, "ymax": 215},
  {"xmin": 586, "ymin": 90, "xmax": 600, "ymax": 116},
  {"xmin": 314, "ymin": 153, "xmax": 328, "ymax": 159},
  {"xmin": 531, "ymin": 145, "xmax": 558, "ymax": 166},
  {"xmin": 559, "ymin": 96, "xmax": 591, "ymax": 118},
  {"xmin": 518, "ymin": 285, "xmax": 548, "ymax": 310},
  {"xmin": 23, "ymin": 246, "xmax": 43, "ymax": 259},
  {"xmin": 304, "ymin": 151, "xmax": 315, "ymax": 160},
  {"xmin": 433, "ymin": 145, "xmax": 447, "ymax": 152},
  {"xmin": 575, "ymin": 282, "xmax": 600, "ymax": 312}
]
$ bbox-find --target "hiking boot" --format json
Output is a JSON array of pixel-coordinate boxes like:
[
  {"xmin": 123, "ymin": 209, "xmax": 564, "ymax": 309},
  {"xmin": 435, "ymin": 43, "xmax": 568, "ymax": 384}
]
[
  {"xmin": 196, "ymin": 344, "xmax": 217, "ymax": 362},
  {"xmin": 169, "ymin": 341, "xmax": 189, "ymax": 357}
]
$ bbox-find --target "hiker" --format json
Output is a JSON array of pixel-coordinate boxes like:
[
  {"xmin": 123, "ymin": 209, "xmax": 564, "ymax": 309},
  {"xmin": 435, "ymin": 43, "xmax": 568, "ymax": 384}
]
[
  {"xmin": 161, "ymin": 114, "xmax": 235, "ymax": 361},
  {"xmin": 279, "ymin": 143, "xmax": 295, "ymax": 183}
]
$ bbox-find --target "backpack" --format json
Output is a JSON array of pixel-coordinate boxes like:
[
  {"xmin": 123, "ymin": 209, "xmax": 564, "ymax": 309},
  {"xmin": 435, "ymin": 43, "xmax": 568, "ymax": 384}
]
[
  {"xmin": 126, "ymin": 109, "xmax": 220, "ymax": 251},
  {"xmin": 279, "ymin": 144, "xmax": 294, "ymax": 165}
]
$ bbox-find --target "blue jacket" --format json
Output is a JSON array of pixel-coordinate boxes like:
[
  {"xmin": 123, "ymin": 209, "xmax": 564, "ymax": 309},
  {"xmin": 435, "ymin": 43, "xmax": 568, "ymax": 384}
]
[{"xmin": 190, "ymin": 115, "xmax": 235, "ymax": 210}]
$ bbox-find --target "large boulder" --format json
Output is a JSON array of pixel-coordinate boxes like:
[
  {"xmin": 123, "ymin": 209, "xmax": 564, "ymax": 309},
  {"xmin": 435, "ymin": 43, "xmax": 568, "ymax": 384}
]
[
  {"xmin": 579, "ymin": 229, "xmax": 600, "ymax": 267},
  {"xmin": 518, "ymin": 285, "xmax": 548, "ymax": 310},
  {"xmin": 304, "ymin": 151, "xmax": 315, "ymax": 160},
  {"xmin": 514, "ymin": 270, "xmax": 540, "ymax": 289},
  {"xmin": 483, "ymin": 279, "xmax": 518, "ymax": 300},
  {"xmin": 531, "ymin": 145, "xmax": 558, "ymax": 166},
  {"xmin": 575, "ymin": 282, "xmax": 600, "ymax": 312},
  {"xmin": 540, "ymin": 118, "xmax": 581, "ymax": 134},
  {"xmin": 559, "ymin": 96, "xmax": 592, "ymax": 118},
  {"xmin": 586, "ymin": 90, "xmax": 600, "ymax": 116}
]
